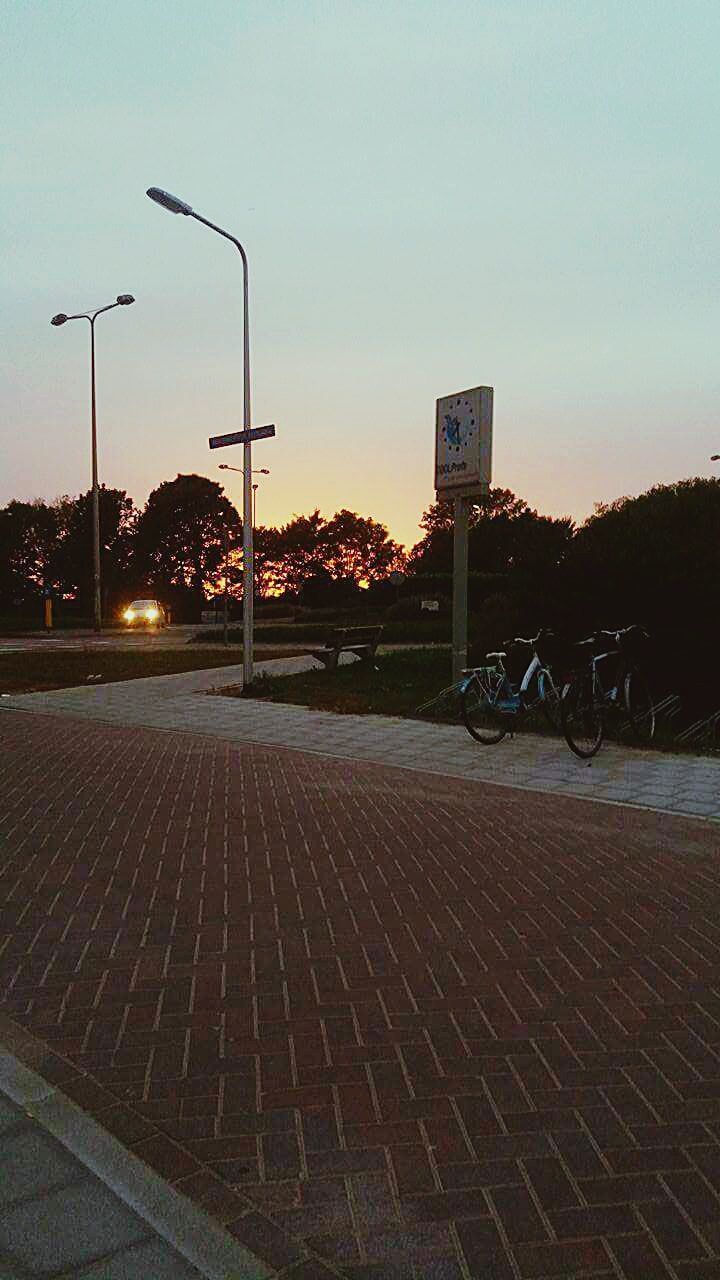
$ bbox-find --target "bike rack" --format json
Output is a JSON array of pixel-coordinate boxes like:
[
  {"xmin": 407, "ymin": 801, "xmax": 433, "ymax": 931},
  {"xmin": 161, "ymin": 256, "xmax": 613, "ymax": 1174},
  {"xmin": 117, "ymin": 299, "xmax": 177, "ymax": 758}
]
[{"xmin": 675, "ymin": 709, "xmax": 720, "ymax": 746}]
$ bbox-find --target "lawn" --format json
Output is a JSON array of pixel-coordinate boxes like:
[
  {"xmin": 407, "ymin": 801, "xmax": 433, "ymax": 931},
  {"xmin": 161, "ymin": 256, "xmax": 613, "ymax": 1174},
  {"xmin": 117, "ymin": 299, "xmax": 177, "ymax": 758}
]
[
  {"xmin": 223, "ymin": 648, "xmax": 459, "ymax": 718},
  {"xmin": 0, "ymin": 647, "xmax": 304, "ymax": 694}
]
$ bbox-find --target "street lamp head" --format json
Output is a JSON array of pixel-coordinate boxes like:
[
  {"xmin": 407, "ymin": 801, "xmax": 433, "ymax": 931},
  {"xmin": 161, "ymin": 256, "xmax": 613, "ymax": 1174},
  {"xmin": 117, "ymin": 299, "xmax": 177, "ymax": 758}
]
[
  {"xmin": 116, "ymin": 294, "xmax": 135, "ymax": 306},
  {"xmin": 51, "ymin": 313, "xmax": 68, "ymax": 326},
  {"xmin": 711, "ymin": 455, "xmax": 720, "ymax": 462},
  {"xmin": 258, "ymin": 468, "xmax": 270, "ymax": 474},
  {"xmin": 146, "ymin": 187, "xmax": 193, "ymax": 216}
]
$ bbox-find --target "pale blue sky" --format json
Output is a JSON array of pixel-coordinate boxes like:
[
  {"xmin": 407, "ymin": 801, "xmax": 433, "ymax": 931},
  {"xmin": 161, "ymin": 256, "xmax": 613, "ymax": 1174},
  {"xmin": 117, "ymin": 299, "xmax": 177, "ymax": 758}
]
[{"xmin": 3, "ymin": 0, "xmax": 719, "ymax": 548}]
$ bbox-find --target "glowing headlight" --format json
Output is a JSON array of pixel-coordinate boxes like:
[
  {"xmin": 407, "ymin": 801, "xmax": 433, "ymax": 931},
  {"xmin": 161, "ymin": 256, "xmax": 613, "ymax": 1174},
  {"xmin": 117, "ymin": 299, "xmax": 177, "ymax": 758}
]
[
  {"xmin": 123, "ymin": 608, "xmax": 135, "ymax": 621},
  {"xmin": 146, "ymin": 607, "xmax": 159, "ymax": 620}
]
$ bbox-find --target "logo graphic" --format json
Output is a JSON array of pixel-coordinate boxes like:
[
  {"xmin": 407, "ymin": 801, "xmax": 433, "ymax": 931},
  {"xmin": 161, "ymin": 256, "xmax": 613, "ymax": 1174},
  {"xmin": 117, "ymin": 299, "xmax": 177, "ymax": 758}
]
[{"xmin": 442, "ymin": 400, "xmax": 475, "ymax": 454}]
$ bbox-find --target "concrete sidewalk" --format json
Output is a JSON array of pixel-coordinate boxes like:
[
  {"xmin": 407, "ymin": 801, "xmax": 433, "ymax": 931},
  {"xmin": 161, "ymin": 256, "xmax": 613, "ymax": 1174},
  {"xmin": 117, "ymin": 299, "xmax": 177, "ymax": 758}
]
[{"xmin": 2, "ymin": 655, "xmax": 719, "ymax": 822}]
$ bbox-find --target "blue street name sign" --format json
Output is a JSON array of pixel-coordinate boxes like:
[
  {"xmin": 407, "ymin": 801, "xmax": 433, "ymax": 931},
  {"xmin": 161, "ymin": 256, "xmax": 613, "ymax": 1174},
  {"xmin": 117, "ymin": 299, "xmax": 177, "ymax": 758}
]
[{"xmin": 209, "ymin": 424, "xmax": 276, "ymax": 449}]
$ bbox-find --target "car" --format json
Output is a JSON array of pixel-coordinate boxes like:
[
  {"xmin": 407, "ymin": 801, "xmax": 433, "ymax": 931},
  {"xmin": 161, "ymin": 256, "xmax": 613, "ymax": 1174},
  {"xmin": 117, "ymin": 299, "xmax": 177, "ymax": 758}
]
[{"xmin": 122, "ymin": 599, "xmax": 166, "ymax": 628}]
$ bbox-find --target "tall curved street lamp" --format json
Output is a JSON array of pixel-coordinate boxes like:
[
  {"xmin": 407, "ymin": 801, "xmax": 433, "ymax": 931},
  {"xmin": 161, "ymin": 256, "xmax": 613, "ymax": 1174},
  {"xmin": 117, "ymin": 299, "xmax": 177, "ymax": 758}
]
[
  {"xmin": 146, "ymin": 186, "xmax": 256, "ymax": 686},
  {"xmin": 51, "ymin": 295, "xmax": 135, "ymax": 632}
]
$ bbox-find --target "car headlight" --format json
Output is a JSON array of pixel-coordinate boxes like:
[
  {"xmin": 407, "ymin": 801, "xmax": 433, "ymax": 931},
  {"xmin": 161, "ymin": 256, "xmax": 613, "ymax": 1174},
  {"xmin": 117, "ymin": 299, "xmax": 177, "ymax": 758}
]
[
  {"xmin": 146, "ymin": 607, "xmax": 159, "ymax": 620},
  {"xmin": 123, "ymin": 609, "xmax": 134, "ymax": 621}
]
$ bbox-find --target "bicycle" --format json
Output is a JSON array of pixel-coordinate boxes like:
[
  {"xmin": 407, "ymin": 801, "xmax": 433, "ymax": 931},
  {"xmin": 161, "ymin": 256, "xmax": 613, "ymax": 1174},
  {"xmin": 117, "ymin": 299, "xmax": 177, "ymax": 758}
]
[
  {"xmin": 459, "ymin": 630, "xmax": 564, "ymax": 745},
  {"xmin": 560, "ymin": 625, "xmax": 656, "ymax": 759}
]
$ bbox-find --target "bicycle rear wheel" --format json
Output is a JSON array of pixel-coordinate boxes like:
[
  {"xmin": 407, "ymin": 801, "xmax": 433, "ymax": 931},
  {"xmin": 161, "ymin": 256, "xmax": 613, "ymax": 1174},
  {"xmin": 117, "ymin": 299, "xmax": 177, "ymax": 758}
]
[
  {"xmin": 561, "ymin": 673, "xmax": 604, "ymax": 759},
  {"xmin": 460, "ymin": 671, "xmax": 507, "ymax": 745},
  {"xmin": 624, "ymin": 668, "xmax": 655, "ymax": 743}
]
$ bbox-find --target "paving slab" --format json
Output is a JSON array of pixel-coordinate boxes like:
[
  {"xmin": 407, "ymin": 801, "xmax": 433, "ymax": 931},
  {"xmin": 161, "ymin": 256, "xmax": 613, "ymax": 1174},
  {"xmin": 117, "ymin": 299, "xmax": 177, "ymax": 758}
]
[{"xmin": 2, "ymin": 652, "xmax": 718, "ymax": 822}]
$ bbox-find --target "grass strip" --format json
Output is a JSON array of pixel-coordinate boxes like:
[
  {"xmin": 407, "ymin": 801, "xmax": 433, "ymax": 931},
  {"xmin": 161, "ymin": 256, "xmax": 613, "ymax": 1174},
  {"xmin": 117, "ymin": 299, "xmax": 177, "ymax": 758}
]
[
  {"xmin": 218, "ymin": 649, "xmax": 457, "ymax": 718},
  {"xmin": 0, "ymin": 648, "xmax": 304, "ymax": 694}
]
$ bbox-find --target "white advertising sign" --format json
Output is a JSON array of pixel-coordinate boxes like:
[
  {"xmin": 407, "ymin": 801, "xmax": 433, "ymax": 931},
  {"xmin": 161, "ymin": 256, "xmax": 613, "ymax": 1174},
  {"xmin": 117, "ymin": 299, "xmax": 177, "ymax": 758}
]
[{"xmin": 435, "ymin": 386, "xmax": 493, "ymax": 497}]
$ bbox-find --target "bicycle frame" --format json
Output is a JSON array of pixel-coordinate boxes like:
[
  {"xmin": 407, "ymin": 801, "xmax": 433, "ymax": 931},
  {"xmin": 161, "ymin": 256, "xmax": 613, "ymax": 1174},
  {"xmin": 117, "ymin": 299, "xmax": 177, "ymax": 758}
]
[
  {"xmin": 587, "ymin": 646, "xmax": 627, "ymax": 713},
  {"xmin": 462, "ymin": 650, "xmax": 557, "ymax": 718}
]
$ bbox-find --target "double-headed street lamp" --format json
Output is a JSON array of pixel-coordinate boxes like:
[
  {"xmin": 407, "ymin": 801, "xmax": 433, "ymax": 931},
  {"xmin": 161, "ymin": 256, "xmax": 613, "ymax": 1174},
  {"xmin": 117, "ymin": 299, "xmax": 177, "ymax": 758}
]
[
  {"xmin": 146, "ymin": 186, "xmax": 257, "ymax": 686},
  {"xmin": 51, "ymin": 295, "xmax": 135, "ymax": 632},
  {"xmin": 218, "ymin": 464, "xmax": 269, "ymax": 526}
]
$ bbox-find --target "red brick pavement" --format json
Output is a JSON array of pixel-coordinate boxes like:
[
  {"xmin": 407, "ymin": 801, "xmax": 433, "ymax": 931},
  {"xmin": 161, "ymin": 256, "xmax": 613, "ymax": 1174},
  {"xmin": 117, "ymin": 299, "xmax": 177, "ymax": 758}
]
[{"xmin": 1, "ymin": 708, "xmax": 720, "ymax": 1279}]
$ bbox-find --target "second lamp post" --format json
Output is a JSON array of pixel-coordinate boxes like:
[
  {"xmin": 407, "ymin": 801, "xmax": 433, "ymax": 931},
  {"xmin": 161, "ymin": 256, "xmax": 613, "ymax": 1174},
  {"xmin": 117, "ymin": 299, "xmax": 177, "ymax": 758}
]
[{"xmin": 51, "ymin": 295, "xmax": 135, "ymax": 632}]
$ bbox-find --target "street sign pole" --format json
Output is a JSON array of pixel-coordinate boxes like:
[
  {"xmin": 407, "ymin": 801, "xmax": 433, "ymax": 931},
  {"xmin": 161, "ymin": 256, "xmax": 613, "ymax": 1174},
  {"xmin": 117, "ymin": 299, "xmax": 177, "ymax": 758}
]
[
  {"xmin": 223, "ymin": 524, "xmax": 229, "ymax": 648},
  {"xmin": 210, "ymin": 424, "xmax": 276, "ymax": 685},
  {"xmin": 452, "ymin": 497, "xmax": 470, "ymax": 684}
]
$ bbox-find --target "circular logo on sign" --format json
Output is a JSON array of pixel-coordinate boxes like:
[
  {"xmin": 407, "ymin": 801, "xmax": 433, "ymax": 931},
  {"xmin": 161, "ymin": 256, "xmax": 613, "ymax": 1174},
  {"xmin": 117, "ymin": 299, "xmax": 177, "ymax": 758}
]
[{"xmin": 441, "ymin": 398, "xmax": 476, "ymax": 454}]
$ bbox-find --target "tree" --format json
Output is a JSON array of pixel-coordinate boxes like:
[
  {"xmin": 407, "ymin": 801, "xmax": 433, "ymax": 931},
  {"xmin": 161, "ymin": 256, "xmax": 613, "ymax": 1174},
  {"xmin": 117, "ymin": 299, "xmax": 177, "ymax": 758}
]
[
  {"xmin": 271, "ymin": 510, "xmax": 327, "ymax": 596},
  {"xmin": 409, "ymin": 487, "xmax": 541, "ymax": 576},
  {"xmin": 0, "ymin": 500, "xmax": 60, "ymax": 607},
  {"xmin": 53, "ymin": 487, "xmax": 138, "ymax": 613},
  {"xmin": 417, "ymin": 488, "xmax": 531, "ymax": 537},
  {"xmin": 407, "ymin": 487, "xmax": 574, "ymax": 629},
  {"xmin": 320, "ymin": 510, "xmax": 405, "ymax": 586},
  {"xmin": 252, "ymin": 524, "xmax": 285, "ymax": 599},
  {"xmin": 134, "ymin": 474, "xmax": 240, "ymax": 602},
  {"xmin": 562, "ymin": 477, "xmax": 720, "ymax": 641}
]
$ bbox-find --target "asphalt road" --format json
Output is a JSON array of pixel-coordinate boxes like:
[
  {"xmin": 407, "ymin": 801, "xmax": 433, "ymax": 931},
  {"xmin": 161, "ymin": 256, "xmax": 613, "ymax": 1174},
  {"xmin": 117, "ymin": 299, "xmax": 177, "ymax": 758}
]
[{"xmin": 0, "ymin": 625, "xmax": 234, "ymax": 652}]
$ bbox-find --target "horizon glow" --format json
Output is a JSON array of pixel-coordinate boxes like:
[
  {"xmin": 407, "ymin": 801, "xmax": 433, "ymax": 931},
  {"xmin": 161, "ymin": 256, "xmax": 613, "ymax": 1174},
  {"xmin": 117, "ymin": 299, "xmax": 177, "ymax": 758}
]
[{"xmin": 3, "ymin": 0, "xmax": 720, "ymax": 551}]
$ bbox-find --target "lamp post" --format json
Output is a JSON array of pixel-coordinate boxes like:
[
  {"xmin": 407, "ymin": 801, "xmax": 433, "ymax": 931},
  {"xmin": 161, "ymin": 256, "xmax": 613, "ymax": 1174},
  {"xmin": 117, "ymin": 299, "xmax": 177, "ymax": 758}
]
[
  {"xmin": 218, "ymin": 465, "xmax": 268, "ymax": 618},
  {"xmin": 147, "ymin": 186, "xmax": 256, "ymax": 685},
  {"xmin": 218, "ymin": 463, "xmax": 269, "ymax": 529},
  {"xmin": 51, "ymin": 295, "xmax": 135, "ymax": 632}
]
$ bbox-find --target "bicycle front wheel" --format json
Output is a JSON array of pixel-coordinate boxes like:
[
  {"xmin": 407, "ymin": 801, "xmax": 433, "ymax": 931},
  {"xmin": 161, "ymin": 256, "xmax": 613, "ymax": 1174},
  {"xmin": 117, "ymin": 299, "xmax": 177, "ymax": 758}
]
[
  {"xmin": 460, "ymin": 671, "xmax": 507, "ymax": 745},
  {"xmin": 561, "ymin": 674, "xmax": 604, "ymax": 759},
  {"xmin": 624, "ymin": 669, "xmax": 655, "ymax": 743}
]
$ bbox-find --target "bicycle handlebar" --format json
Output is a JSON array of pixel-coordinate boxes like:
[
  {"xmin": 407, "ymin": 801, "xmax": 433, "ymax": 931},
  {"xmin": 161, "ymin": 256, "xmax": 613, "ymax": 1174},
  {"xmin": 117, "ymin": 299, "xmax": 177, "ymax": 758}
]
[{"xmin": 500, "ymin": 628, "xmax": 553, "ymax": 650}]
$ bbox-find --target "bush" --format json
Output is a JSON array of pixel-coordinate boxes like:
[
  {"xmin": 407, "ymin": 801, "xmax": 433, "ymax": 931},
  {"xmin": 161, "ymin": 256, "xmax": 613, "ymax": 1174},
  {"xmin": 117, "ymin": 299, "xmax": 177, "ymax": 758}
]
[{"xmin": 467, "ymin": 594, "xmax": 527, "ymax": 666}]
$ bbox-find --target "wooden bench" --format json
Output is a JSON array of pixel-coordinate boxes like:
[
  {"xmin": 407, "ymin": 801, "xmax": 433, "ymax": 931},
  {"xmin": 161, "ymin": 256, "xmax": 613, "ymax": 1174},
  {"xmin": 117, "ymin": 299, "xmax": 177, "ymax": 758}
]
[{"xmin": 310, "ymin": 625, "xmax": 384, "ymax": 671}]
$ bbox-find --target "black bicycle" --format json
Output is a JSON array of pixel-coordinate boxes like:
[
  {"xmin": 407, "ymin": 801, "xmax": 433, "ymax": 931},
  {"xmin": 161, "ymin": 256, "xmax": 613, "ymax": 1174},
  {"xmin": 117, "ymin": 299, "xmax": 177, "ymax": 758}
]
[{"xmin": 560, "ymin": 625, "xmax": 656, "ymax": 759}]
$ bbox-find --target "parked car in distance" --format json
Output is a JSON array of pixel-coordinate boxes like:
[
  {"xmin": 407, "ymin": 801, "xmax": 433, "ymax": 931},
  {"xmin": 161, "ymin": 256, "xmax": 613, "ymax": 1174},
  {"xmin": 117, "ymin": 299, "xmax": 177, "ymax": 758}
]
[{"xmin": 122, "ymin": 599, "xmax": 166, "ymax": 628}]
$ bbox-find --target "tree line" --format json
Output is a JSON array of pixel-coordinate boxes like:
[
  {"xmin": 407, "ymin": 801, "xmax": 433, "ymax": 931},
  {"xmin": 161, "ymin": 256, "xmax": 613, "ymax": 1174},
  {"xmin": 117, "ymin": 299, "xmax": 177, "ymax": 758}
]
[
  {"xmin": 0, "ymin": 473, "xmax": 407, "ymax": 620},
  {"xmin": 2, "ymin": 470, "xmax": 720, "ymax": 703}
]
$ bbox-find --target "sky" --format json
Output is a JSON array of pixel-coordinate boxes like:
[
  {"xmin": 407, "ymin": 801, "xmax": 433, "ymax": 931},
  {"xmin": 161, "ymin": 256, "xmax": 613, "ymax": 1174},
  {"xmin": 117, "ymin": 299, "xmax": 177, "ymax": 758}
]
[{"xmin": 2, "ymin": 0, "xmax": 720, "ymax": 551}]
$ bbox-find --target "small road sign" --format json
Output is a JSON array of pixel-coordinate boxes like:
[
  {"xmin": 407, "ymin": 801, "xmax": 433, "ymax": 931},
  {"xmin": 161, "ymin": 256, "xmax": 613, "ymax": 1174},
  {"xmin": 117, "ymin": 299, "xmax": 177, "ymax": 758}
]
[{"xmin": 209, "ymin": 424, "xmax": 276, "ymax": 449}]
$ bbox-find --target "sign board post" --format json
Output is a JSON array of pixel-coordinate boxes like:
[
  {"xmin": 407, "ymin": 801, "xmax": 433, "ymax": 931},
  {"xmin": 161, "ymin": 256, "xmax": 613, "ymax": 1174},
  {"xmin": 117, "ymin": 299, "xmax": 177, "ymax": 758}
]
[
  {"xmin": 452, "ymin": 497, "xmax": 470, "ymax": 678},
  {"xmin": 434, "ymin": 387, "xmax": 493, "ymax": 684}
]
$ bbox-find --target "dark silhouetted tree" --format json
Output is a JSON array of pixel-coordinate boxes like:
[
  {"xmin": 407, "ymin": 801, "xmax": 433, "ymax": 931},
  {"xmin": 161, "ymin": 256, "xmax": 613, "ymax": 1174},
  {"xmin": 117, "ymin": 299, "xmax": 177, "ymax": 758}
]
[
  {"xmin": 320, "ymin": 509, "xmax": 405, "ymax": 585},
  {"xmin": 134, "ymin": 474, "xmax": 240, "ymax": 603},
  {"xmin": 0, "ymin": 500, "xmax": 60, "ymax": 607},
  {"xmin": 53, "ymin": 486, "xmax": 137, "ymax": 614}
]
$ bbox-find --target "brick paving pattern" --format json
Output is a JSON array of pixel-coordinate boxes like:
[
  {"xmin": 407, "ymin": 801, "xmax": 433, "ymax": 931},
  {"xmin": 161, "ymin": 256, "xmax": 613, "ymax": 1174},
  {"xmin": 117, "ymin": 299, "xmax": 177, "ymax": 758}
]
[{"xmin": 1, "ymin": 707, "xmax": 720, "ymax": 1278}]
